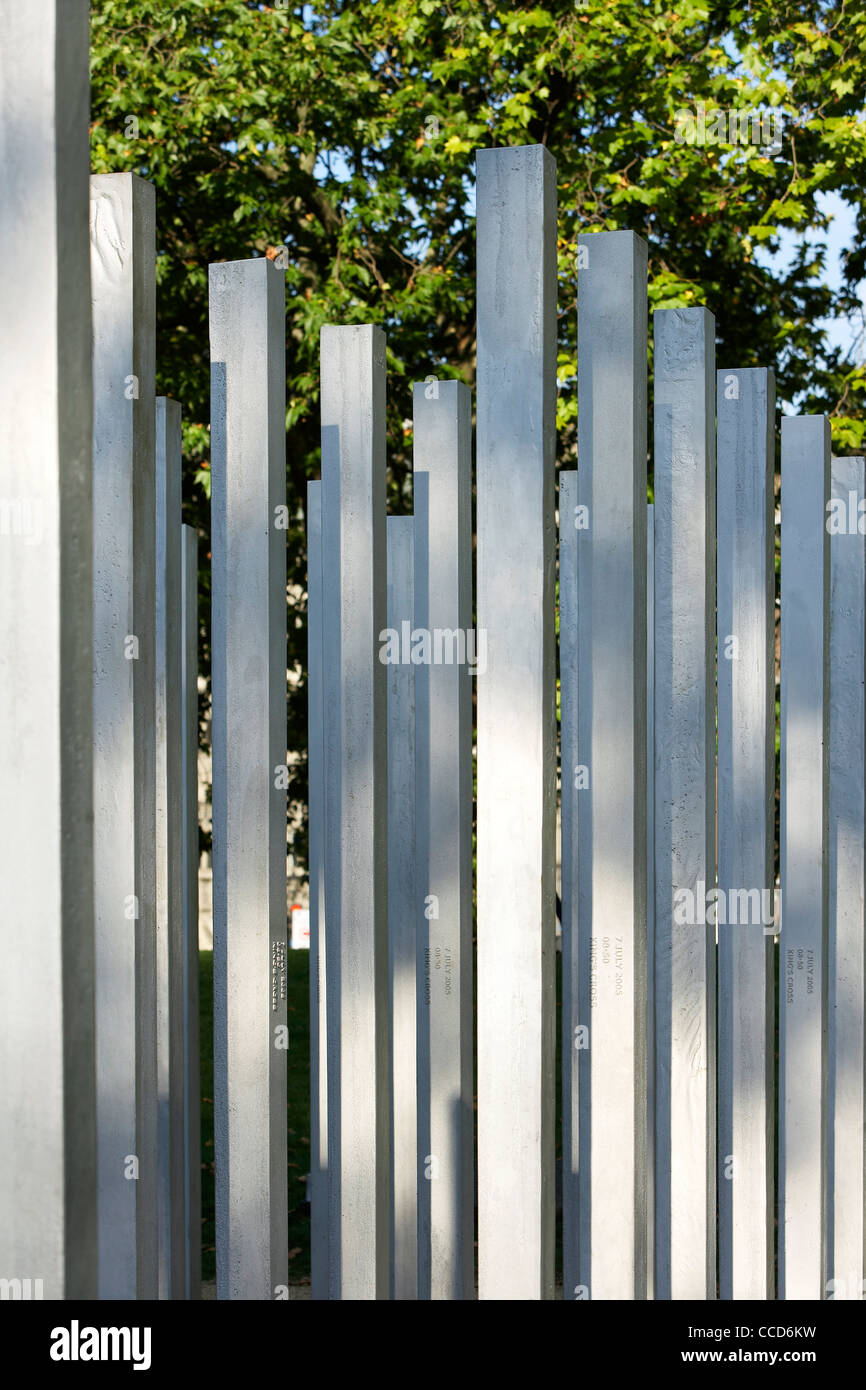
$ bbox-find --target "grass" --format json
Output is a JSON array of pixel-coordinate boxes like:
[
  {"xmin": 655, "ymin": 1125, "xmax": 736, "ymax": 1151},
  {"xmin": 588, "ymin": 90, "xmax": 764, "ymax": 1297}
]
[{"xmin": 198, "ymin": 948, "xmax": 312, "ymax": 1285}]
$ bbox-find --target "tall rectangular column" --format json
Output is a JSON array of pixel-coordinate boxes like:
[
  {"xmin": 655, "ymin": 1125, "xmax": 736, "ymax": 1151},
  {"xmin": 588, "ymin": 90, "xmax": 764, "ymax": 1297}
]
[
  {"xmin": 559, "ymin": 470, "xmax": 579, "ymax": 1300},
  {"xmin": 573, "ymin": 230, "xmax": 648, "ymax": 1300},
  {"xmin": 210, "ymin": 258, "xmax": 288, "ymax": 1300},
  {"xmin": 646, "ymin": 501, "xmax": 656, "ymax": 1301},
  {"xmin": 306, "ymin": 481, "xmax": 329, "ymax": 1300},
  {"xmin": 321, "ymin": 325, "xmax": 389, "ymax": 1299},
  {"xmin": 181, "ymin": 523, "xmax": 201, "ymax": 1301},
  {"xmin": 90, "ymin": 170, "xmax": 158, "ymax": 1300},
  {"xmin": 716, "ymin": 368, "xmax": 776, "ymax": 1300},
  {"xmin": 386, "ymin": 515, "xmax": 417, "ymax": 1300},
  {"xmin": 155, "ymin": 397, "xmax": 185, "ymax": 1298},
  {"xmin": 476, "ymin": 144, "xmax": 557, "ymax": 1301},
  {"xmin": 653, "ymin": 307, "xmax": 717, "ymax": 1300},
  {"xmin": 827, "ymin": 455, "xmax": 865, "ymax": 1301},
  {"xmin": 414, "ymin": 381, "xmax": 474, "ymax": 1300},
  {"xmin": 779, "ymin": 414, "xmax": 830, "ymax": 1300},
  {"xmin": 0, "ymin": 0, "xmax": 97, "ymax": 1301}
]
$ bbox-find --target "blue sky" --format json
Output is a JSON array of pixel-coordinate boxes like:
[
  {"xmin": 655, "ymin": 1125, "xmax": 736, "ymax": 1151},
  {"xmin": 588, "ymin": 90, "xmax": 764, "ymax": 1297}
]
[{"xmin": 755, "ymin": 190, "xmax": 864, "ymax": 367}]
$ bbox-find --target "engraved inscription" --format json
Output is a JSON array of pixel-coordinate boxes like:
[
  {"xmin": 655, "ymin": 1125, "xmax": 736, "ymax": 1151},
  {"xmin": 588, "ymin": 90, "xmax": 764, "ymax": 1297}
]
[
  {"xmin": 590, "ymin": 933, "xmax": 625, "ymax": 1005},
  {"xmin": 785, "ymin": 945, "xmax": 815, "ymax": 1005},
  {"xmin": 271, "ymin": 940, "xmax": 286, "ymax": 1012}
]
